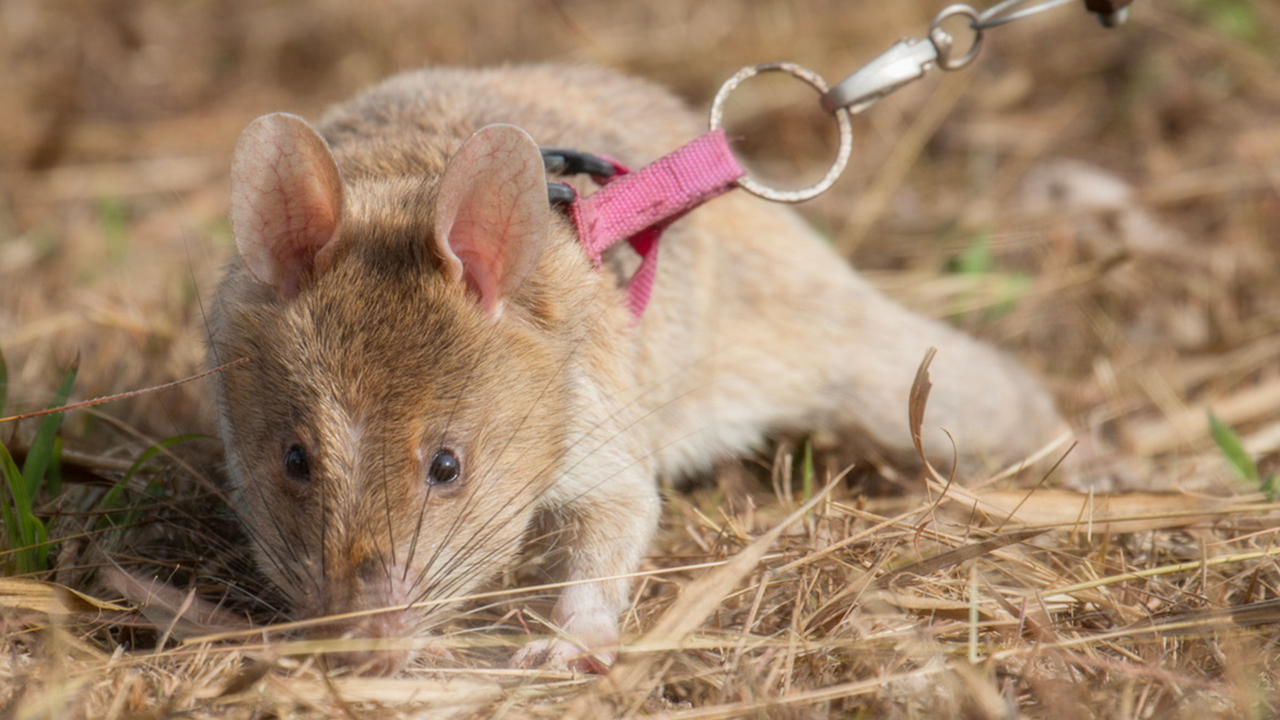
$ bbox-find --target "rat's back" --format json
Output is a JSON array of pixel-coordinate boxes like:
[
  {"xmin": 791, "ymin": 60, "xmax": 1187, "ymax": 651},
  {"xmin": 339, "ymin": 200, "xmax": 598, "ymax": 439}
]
[
  {"xmin": 317, "ymin": 65, "xmax": 700, "ymax": 181},
  {"xmin": 314, "ymin": 63, "xmax": 1068, "ymax": 477}
]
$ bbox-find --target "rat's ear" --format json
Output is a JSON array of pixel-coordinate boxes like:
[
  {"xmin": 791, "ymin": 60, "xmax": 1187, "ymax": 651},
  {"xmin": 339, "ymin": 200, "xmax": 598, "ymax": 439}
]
[
  {"xmin": 432, "ymin": 124, "xmax": 549, "ymax": 317},
  {"xmin": 230, "ymin": 112, "xmax": 344, "ymax": 301}
]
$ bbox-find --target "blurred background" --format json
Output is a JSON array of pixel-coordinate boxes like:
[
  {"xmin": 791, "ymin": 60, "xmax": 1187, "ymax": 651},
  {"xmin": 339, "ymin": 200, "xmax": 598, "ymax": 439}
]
[{"xmin": 1, "ymin": 0, "xmax": 1278, "ymax": 490}]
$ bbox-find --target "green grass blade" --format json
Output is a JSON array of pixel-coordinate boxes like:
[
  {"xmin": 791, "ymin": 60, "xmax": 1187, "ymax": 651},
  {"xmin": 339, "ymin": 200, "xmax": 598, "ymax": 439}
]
[
  {"xmin": 0, "ymin": 439, "xmax": 40, "ymax": 571},
  {"xmin": 1, "ymin": 440, "xmax": 34, "ymax": 541},
  {"xmin": 97, "ymin": 434, "xmax": 204, "ymax": 529},
  {"xmin": 0, "ymin": 345, "xmax": 8, "ymax": 417},
  {"xmin": 122, "ymin": 476, "xmax": 169, "ymax": 529},
  {"xmin": 32, "ymin": 517, "xmax": 49, "ymax": 573},
  {"xmin": 0, "ymin": 440, "xmax": 22, "ymax": 563},
  {"xmin": 1208, "ymin": 412, "xmax": 1259, "ymax": 485},
  {"xmin": 47, "ymin": 435, "xmax": 63, "ymax": 498},
  {"xmin": 1262, "ymin": 473, "xmax": 1279, "ymax": 501},
  {"xmin": 957, "ymin": 233, "xmax": 993, "ymax": 276},
  {"xmin": 22, "ymin": 364, "xmax": 77, "ymax": 500}
]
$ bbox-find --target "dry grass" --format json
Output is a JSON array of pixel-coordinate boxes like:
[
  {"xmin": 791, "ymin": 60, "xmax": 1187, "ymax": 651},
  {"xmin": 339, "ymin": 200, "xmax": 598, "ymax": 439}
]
[{"xmin": 2, "ymin": 0, "xmax": 1280, "ymax": 717}]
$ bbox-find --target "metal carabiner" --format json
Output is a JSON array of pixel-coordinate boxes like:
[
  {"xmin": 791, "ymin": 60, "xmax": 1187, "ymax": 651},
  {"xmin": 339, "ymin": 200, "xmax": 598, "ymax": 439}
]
[
  {"xmin": 819, "ymin": 36, "xmax": 940, "ymax": 115},
  {"xmin": 821, "ymin": 5, "xmax": 983, "ymax": 114}
]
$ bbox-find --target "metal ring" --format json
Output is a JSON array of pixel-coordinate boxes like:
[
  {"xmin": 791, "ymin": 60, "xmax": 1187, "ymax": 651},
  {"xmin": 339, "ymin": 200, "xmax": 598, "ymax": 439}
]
[
  {"xmin": 708, "ymin": 62, "xmax": 853, "ymax": 203},
  {"xmin": 930, "ymin": 5, "xmax": 983, "ymax": 71}
]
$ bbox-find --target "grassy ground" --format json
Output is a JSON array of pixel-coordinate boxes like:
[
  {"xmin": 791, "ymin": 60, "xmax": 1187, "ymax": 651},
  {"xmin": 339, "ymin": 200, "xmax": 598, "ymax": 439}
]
[{"xmin": 2, "ymin": 0, "xmax": 1280, "ymax": 717}]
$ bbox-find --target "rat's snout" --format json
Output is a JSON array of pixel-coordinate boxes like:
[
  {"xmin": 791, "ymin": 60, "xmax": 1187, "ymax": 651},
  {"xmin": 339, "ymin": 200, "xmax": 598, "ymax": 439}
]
[
  {"xmin": 323, "ymin": 536, "xmax": 414, "ymax": 611},
  {"xmin": 312, "ymin": 609, "xmax": 419, "ymax": 676},
  {"xmin": 306, "ymin": 535, "xmax": 435, "ymax": 675}
]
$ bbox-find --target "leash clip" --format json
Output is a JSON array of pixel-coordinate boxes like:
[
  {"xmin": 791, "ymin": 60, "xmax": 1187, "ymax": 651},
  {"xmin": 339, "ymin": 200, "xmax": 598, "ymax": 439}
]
[
  {"xmin": 822, "ymin": 0, "xmax": 1126, "ymax": 115},
  {"xmin": 822, "ymin": 5, "xmax": 982, "ymax": 115},
  {"xmin": 821, "ymin": 37, "xmax": 943, "ymax": 115}
]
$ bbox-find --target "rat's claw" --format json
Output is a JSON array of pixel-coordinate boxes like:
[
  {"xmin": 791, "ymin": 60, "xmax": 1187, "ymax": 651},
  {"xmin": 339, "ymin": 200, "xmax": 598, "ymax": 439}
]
[
  {"xmin": 512, "ymin": 637, "xmax": 615, "ymax": 674},
  {"xmin": 420, "ymin": 642, "xmax": 457, "ymax": 662},
  {"xmin": 513, "ymin": 600, "xmax": 622, "ymax": 673}
]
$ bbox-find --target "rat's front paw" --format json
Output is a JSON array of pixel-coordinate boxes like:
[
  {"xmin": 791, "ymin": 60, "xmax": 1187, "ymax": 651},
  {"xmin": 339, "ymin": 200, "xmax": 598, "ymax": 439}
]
[
  {"xmin": 512, "ymin": 637, "xmax": 615, "ymax": 674},
  {"xmin": 511, "ymin": 611, "xmax": 620, "ymax": 674},
  {"xmin": 515, "ymin": 588, "xmax": 623, "ymax": 672}
]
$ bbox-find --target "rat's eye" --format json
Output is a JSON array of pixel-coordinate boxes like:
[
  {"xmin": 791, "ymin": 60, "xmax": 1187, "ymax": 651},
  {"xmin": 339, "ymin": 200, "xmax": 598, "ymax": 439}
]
[
  {"xmin": 283, "ymin": 445, "xmax": 311, "ymax": 481},
  {"xmin": 427, "ymin": 449, "xmax": 460, "ymax": 486}
]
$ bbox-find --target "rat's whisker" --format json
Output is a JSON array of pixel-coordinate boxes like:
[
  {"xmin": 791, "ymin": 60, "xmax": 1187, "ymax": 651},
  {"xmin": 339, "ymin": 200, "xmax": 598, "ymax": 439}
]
[
  {"xmin": 400, "ymin": 479, "xmax": 433, "ymax": 585},
  {"xmin": 380, "ymin": 437, "xmax": 397, "ymax": 570}
]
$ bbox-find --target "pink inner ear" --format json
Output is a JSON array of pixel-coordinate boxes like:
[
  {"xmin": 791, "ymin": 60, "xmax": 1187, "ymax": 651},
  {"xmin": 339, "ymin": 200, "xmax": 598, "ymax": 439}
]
[
  {"xmin": 446, "ymin": 220, "xmax": 509, "ymax": 315},
  {"xmin": 433, "ymin": 124, "xmax": 549, "ymax": 316},
  {"xmin": 231, "ymin": 113, "xmax": 344, "ymax": 300}
]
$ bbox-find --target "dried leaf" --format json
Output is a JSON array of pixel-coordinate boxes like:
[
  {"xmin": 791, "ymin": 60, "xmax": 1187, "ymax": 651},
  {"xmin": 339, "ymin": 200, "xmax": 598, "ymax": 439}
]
[
  {"xmin": 934, "ymin": 483, "xmax": 1249, "ymax": 534},
  {"xmin": 875, "ymin": 528, "xmax": 1047, "ymax": 586},
  {"xmin": 908, "ymin": 347, "xmax": 937, "ymax": 463},
  {"xmin": 0, "ymin": 576, "xmax": 130, "ymax": 613},
  {"xmin": 103, "ymin": 567, "xmax": 250, "ymax": 639}
]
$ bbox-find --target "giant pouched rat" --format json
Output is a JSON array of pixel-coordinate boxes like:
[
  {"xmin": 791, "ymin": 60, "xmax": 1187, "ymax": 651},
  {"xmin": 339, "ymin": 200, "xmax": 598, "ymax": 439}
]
[{"xmin": 208, "ymin": 64, "xmax": 1068, "ymax": 672}]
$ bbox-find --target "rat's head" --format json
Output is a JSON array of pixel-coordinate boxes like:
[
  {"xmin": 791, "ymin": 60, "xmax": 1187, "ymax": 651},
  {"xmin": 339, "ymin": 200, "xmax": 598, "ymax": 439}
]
[{"xmin": 211, "ymin": 114, "xmax": 594, "ymax": 671}]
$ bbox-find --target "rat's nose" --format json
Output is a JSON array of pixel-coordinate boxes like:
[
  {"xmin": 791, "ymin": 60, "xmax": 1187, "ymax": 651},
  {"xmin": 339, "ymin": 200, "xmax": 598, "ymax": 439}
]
[
  {"xmin": 312, "ymin": 610, "xmax": 417, "ymax": 676},
  {"xmin": 355, "ymin": 553, "xmax": 382, "ymax": 583}
]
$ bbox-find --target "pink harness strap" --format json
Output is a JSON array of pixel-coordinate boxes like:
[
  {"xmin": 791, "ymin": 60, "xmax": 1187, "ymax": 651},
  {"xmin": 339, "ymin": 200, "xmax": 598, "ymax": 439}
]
[{"xmin": 568, "ymin": 129, "xmax": 745, "ymax": 321}]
